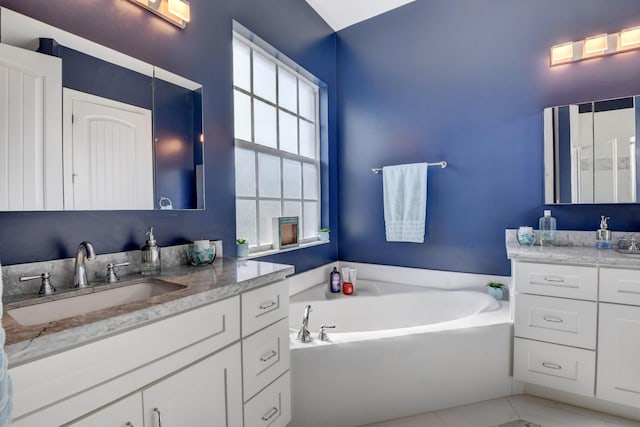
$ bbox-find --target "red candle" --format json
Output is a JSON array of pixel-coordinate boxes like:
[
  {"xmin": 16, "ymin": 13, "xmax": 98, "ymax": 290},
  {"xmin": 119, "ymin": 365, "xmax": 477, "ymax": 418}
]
[{"xmin": 343, "ymin": 281, "xmax": 354, "ymax": 295}]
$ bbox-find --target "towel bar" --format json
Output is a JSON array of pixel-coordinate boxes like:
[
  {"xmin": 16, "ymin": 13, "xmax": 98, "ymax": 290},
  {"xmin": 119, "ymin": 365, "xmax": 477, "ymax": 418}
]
[{"xmin": 371, "ymin": 161, "xmax": 447, "ymax": 174}]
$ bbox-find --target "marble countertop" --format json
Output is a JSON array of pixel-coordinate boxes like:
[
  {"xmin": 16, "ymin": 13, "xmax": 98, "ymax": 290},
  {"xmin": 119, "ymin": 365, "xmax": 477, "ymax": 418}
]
[
  {"xmin": 506, "ymin": 229, "xmax": 640, "ymax": 267},
  {"xmin": 3, "ymin": 258, "xmax": 294, "ymax": 366}
]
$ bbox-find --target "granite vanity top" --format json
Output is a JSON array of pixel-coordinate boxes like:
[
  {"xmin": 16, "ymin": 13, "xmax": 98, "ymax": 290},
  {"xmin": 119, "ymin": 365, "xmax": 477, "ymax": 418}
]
[
  {"xmin": 506, "ymin": 229, "xmax": 640, "ymax": 267},
  {"xmin": 3, "ymin": 258, "xmax": 294, "ymax": 366}
]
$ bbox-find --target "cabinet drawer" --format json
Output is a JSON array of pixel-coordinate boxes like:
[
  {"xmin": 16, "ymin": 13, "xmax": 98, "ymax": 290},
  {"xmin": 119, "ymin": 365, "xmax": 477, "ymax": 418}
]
[
  {"xmin": 242, "ymin": 318, "xmax": 290, "ymax": 401},
  {"xmin": 514, "ymin": 338, "xmax": 595, "ymax": 397},
  {"xmin": 244, "ymin": 371, "xmax": 291, "ymax": 427},
  {"xmin": 600, "ymin": 267, "xmax": 640, "ymax": 306},
  {"xmin": 514, "ymin": 294, "xmax": 597, "ymax": 349},
  {"xmin": 242, "ymin": 280, "xmax": 289, "ymax": 337},
  {"xmin": 514, "ymin": 262, "xmax": 597, "ymax": 300}
]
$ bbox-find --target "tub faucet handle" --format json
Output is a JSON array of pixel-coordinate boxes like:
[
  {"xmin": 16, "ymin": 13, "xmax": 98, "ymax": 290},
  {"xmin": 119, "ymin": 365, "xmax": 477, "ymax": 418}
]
[{"xmin": 318, "ymin": 325, "xmax": 335, "ymax": 341}]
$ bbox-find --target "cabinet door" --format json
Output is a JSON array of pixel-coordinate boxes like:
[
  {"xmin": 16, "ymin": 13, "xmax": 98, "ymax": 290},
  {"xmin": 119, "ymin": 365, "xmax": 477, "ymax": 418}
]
[
  {"xmin": 143, "ymin": 343, "xmax": 242, "ymax": 427},
  {"xmin": 67, "ymin": 393, "xmax": 143, "ymax": 427},
  {"xmin": 597, "ymin": 303, "xmax": 640, "ymax": 407}
]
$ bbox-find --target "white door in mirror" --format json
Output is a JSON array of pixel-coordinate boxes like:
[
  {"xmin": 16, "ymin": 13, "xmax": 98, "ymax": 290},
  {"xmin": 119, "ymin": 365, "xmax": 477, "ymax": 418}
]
[
  {"xmin": 63, "ymin": 88, "xmax": 153, "ymax": 210},
  {"xmin": 0, "ymin": 43, "xmax": 63, "ymax": 210}
]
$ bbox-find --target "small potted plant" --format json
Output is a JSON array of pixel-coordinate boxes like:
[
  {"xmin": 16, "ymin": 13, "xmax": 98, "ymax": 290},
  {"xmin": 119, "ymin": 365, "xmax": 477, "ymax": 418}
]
[
  {"xmin": 236, "ymin": 238, "xmax": 249, "ymax": 258},
  {"xmin": 487, "ymin": 282, "xmax": 506, "ymax": 300},
  {"xmin": 317, "ymin": 228, "xmax": 330, "ymax": 242}
]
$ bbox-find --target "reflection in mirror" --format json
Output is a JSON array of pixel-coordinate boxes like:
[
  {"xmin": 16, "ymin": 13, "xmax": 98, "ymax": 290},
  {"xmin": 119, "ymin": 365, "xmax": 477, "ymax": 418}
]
[
  {"xmin": 0, "ymin": 7, "xmax": 204, "ymax": 211},
  {"xmin": 153, "ymin": 71, "xmax": 204, "ymax": 210},
  {"xmin": 544, "ymin": 96, "xmax": 639, "ymax": 204}
]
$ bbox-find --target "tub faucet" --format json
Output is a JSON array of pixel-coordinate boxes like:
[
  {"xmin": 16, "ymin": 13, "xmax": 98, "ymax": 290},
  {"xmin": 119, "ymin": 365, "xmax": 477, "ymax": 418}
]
[
  {"xmin": 297, "ymin": 304, "xmax": 313, "ymax": 343},
  {"xmin": 73, "ymin": 241, "xmax": 96, "ymax": 288}
]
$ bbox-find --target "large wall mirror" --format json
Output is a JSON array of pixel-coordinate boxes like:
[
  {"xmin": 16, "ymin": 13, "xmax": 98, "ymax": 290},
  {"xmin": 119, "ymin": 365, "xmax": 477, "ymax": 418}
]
[
  {"xmin": 0, "ymin": 7, "xmax": 204, "ymax": 211},
  {"xmin": 544, "ymin": 95, "xmax": 639, "ymax": 204}
]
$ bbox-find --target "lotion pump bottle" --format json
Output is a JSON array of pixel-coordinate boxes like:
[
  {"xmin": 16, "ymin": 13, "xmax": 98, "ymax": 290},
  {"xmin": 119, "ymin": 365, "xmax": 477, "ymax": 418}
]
[
  {"xmin": 141, "ymin": 227, "xmax": 161, "ymax": 275},
  {"xmin": 596, "ymin": 216, "xmax": 613, "ymax": 249}
]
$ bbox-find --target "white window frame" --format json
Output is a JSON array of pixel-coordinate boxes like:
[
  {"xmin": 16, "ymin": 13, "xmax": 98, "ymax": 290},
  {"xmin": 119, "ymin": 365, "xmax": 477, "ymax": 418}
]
[{"xmin": 233, "ymin": 32, "xmax": 322, "ymax": 254}]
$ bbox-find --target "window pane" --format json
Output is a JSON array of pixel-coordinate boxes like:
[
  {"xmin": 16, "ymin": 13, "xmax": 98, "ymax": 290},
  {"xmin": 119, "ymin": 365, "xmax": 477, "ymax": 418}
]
[
  {"xmin": 282, "ymin": 159, "xmax": 301, "ymax": 198},
  {"xmin": 279, "ymin": 110, "xmax": 297, "ymax": 154},
  {"xmin": 303, "ymin": 201, "xmax": 318, "ymax": 239},
  {"xmin": 259, "ymin": 200, "xmax": 281, "ymax": 245},
  {"xmin": 299, "ymin": 120, "xmax": 315, "ymax": 159},
  {"xmin": 258, "ymin": 153, "xmax": 281, "ymax": 198},
  {"xmin": 253, "ymin": 52, "xmax": 276, "ymax": 102},
  {"xmin": 254, "ymin": 100, "xmax": 277, "ymax": 148},
  {"xmin": 232, "ymin": 39, "xmax": 251, "ymax": 91},
  {"xmin": 233, "ymin": 91, "xmax": 252, "ymax": 142},
  {"xmin": 283, "ymin": 201, "xmax": 301, "ymax": 220},
  {"xmin": 279, "ymin": 67, "xmax": 297, "ymax": 112},
  {"xmin": 235, "ymin": 147, "xmax": 256, "ymax": 197},
  {"xmin": 236, "ymin": 199, "xmax": 257, "ymax": 245},
  {"xmin": 303, "ymin": 163, "xmax": 318, "ymax": 200},
  {"xmin": 299, "ymin": 81, "xmax": 315, "ymax": 121}
]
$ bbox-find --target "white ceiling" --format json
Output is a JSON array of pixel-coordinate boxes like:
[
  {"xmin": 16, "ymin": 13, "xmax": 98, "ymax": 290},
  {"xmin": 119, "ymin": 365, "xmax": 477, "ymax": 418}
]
[{"xmin": 305, "ymin": 0, "xmax": 416, "ymax": 32}]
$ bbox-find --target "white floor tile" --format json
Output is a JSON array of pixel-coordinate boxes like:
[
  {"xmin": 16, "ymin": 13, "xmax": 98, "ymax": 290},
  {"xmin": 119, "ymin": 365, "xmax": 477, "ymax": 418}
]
[
  {"xmin": 507, "ymin": 395, "xmax": 608, "ymax": 427},
  {"xmin": 435, "ymin": 397, "xmax": 519, "ymax": 427},
  {"xmin": 364, "ymin": 411, "xmax": 447, "ymax": 427},
  {"xmin": 554, "ymin": 402, "xmax": 640, "ymax": 427}
]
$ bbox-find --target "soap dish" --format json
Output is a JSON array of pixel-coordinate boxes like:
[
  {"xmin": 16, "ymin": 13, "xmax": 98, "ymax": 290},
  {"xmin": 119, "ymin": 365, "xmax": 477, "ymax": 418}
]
[{"xmin": 187, "ymin": 247, "xmax": 216, "ymax": 266}]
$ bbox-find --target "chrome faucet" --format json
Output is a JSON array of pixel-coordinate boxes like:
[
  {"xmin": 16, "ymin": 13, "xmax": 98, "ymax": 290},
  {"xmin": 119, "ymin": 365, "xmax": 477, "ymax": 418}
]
[
  {"xmin": 297, "ymin": 304, "xmax": 313, "ymax": 343},
  {"xmin": 73, "ymin": 241, "xmax": 96, "ymax": 288}
]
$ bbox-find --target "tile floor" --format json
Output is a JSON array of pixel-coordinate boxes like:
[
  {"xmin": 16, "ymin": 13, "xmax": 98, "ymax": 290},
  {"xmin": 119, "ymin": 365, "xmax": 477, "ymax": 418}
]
[{"xmin": 363, "ymin": 394, "xmax": 640, "ymax": 427}]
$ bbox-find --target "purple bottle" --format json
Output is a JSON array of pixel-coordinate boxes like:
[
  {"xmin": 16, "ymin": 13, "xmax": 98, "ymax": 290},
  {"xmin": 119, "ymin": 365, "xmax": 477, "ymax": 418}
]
[{"xmin": 330, "ymin": 267, "xmax": 341, "ymax": 293}]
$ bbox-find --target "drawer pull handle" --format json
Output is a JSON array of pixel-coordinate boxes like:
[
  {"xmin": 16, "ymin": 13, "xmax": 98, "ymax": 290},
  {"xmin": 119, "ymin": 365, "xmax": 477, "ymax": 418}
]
[
  {"xmin": 543, "ymin": 315, "xmax": 564, "ymax": 323},
  {"xmin": 153, "ymin": 408, "xmax": 163, "ymax": 427},
  {"xmin": 543, "ymin": 275, "xmax": 565, "ymax": 283},
  {"xmin": 261, "ymin": 406, "xmax": 279, "ymax": 421},
  {"xmin": 259, "ymin": 300, "xmax": 277, "ymax": 310},
  {"xmin": 125, "ymin": 423, "xmax": 134, "ymax": 427},
  {"xmin": 260, "ymin": 350, "xmax": 278, "ymax": 362},
  {"xmin": 542, "ymin": 362, "xmax": 562, "ymax": 370}
]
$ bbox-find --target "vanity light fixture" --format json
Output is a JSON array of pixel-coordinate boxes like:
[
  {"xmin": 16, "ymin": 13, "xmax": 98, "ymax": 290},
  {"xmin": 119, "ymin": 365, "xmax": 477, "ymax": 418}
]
[
  {"xmin": 550, "ymin": 42, "xmax": 575, "ymax": 66},
  {"xmin": 127, "ymin": 0, "xmax": 190, "ymax": 29},
  {"xmin": 550, "ymin": 26, "xmax": 640, "ymax": 66},
  {"xmin": 583, "ymin": 34, "xmax": 608, "ymax": 56},
  {"xmin": 619, "ymin": 26, "xmax": 640, "ymax": 50}
]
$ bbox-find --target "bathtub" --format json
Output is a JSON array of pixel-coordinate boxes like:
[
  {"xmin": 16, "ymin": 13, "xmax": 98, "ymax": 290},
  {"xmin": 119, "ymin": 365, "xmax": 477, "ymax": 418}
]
[{"xmin": 289, "ymin": 278, "xmax": 513, "ymax": 427}]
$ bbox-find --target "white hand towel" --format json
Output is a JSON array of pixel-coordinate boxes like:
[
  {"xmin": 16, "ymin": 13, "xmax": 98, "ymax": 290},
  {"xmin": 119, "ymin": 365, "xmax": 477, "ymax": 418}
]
[
  {"xmin": 0, "ymin": 261, "xmax": 12, "ymax": 427},
  {"xmin": 383, "ymin": 163, "xmax": 428, "ymax": 243}
]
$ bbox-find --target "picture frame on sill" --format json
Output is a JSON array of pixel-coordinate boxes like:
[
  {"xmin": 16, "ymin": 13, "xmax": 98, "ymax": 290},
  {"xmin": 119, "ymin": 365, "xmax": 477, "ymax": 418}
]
[{"xmin": 272, "ymin": 216, "xmax": 299, "ymax": 250}]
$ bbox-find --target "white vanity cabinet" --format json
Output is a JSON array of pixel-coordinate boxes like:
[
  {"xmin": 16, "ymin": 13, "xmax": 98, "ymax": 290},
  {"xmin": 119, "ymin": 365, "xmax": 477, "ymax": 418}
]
[
  {"xmin": 513, "ymin": 261, "xmax": 598, "ymax": 397},
  {"xmin": 597, "ymin": 267, "xmax": 640, "ymax": 407},
  {"xmin": 240, "ymin": 279, "xmax": 291, "ymax": 427},
  {"xmin": 9, "ymin": 279, "xmax": 292, "ymax": 427}
]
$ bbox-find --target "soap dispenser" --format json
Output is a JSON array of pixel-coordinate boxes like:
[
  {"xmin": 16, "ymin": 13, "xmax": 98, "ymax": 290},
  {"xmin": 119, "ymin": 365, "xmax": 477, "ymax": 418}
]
[
  {"xmin": 141, "ymin": 227, "xmax": 161, "ymax": 275},
  {"xmin": 596, "ymin": 216, "xmax": 613, "ymax": 249}
]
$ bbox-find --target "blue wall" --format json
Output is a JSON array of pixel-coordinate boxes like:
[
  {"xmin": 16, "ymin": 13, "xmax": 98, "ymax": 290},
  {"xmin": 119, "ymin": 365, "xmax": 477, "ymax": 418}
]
[
  {"xmin": 337, "ymin": 0, "xmax": 640, "ymax": 276},
  {"xmin": 0, "ymin": 0, "xmax": 338, "ymax": 273}
]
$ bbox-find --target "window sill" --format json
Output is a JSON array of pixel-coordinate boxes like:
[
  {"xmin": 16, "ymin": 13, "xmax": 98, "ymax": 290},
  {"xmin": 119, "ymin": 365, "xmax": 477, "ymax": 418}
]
[{"xmin": 240, "ymin": 240, "xmax": 330, "ymax": 260}]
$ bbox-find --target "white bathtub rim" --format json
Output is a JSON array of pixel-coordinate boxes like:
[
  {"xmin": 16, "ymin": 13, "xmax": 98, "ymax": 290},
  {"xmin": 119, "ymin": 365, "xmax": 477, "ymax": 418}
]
[
  {"xmin": 290, "ymin": 299, "xmax": 511, "ymax": 350},
  {"xmin": 288, "ymin": 261, "xmax": 511, "ymax": 296}
]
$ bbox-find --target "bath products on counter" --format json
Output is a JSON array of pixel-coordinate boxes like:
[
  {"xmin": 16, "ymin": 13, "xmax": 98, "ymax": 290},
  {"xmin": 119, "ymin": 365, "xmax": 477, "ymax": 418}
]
[
  {"xmin": 596, "ymin": 216, "xmax": 613, "ymax": 249},
  {"xmin": 330, "ymin": 267, "xmax": 341, "ymax": 293},
  {"xmin": 342, "ymin": 267, "xmax": 357, "ymax": 295},
  {"xmin": 538, "ymin": 210, "xmax": 556, "ymax": 245},
  {"xmin": 141, "ymin": 227, "xmax": 161, "ymax": 275}
]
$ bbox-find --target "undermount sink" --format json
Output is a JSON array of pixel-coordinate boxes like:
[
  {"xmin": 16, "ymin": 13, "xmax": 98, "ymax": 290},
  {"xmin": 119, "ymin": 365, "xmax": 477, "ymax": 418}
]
[{"xmin": 7, "ymin": 279, "xmax": 186, "ymax": 327}]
